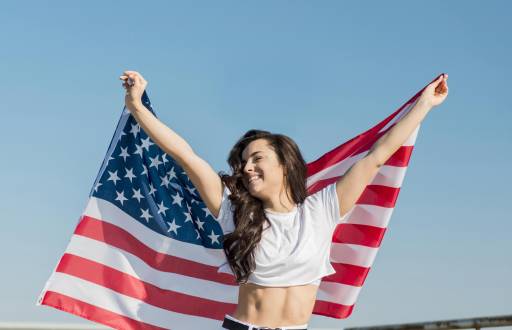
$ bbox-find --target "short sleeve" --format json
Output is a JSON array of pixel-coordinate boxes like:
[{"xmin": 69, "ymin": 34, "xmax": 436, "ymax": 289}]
[
  {"xmin": 213, "ymin": 185, "xmax": 235, "ymax": 235},
  {"xmin": 309, "ymin": 182, "xmax": 349, "ymax": 229}
]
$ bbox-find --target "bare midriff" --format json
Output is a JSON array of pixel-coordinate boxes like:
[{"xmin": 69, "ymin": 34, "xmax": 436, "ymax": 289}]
[{"xmin": 230, "ymin": 281, "xmax": 319, "ymax": 328}]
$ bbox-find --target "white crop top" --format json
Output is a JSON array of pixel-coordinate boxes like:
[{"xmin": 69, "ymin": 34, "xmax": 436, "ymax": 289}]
[{"xmin": 214, "ymin": 182, "xmax": 349, "ymax": 287}]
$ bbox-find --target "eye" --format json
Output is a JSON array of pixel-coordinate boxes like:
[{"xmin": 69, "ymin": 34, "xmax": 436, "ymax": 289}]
[{"xmin": 255, "ymin": 157, "xmax": 262, "ymax": 161}]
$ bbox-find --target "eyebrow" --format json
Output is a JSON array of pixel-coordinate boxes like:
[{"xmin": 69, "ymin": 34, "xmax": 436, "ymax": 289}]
[{"xmin": 242, "ymin": 151, "xmax": 263, "ymax": 162}]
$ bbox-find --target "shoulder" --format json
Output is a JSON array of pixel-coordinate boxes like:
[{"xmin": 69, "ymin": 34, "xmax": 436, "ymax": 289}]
[
  {"xmin": 305, "ymin": 182, "xmax": 337, "ymax": 205},
  {"xmin": 303, "ymin": 182, "xmax": 342, "ymax": 228}
]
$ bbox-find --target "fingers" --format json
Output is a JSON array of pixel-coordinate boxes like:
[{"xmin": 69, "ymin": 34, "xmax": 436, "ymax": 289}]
[
  {"xmin": 431, "ymin": 73, "xmax": 449, "ymax": 92},
  {"xmin": 119, "ymin": 70, "xmax": 147, "ymax": 90},
  {"xmin": 122, "ymin": 70, "xmax": 145, "ymax": 81}
]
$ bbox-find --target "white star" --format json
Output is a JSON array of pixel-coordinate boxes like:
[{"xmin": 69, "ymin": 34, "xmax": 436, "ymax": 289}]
[
  {"xmin": 186, "ymin": 204, "xmax": 192, "ymax": 213},
  {"xmin": 132, "ymin": 188, "xmax": 144, "ymax": 202},
  {"xmin": 130, "ymin": 123, "xmax": 140, "ymax": 138},
  {"xmin": 160, "ymin": 174, "xmax": 170, "ymax": 188},
  {"xmin": 202, "ymin": 207, "xmax": 212, "ymax": 218},
  {"xmin": 208, "ymin": 230, "xmax": 220, "ymax": 245},
  {"xmin": 167, "ymin": 167, "xmax": 177, "ymax": 180},
  {"xmin": 183, "ymin": 212, "xmax": 193, "ymax": 223},
  {"xmin": 125, "ymin": 167, "xmax": 136, "ymax": 183},
  {"xmin": 172, "ymin": 192, "xmax": 184, "ymax": 207},
  {"xmin": 166, "ymin": 219, "xmax": 181, "ymax": 235},
  {"xmin": 185, "ymin": 185, "xmax": 197, "ymax": 196},
  {"xmin": 195, "ymin": 218, "xmax": 205, "ymax": 230},
  {"xmin": 140, "ymin": 136, "xmax": 154, "ymax": 151},
  {"xmin": 108, "ymin": 155, "xmax": 115, "ymax": 163},
  {"xmin": 157, "ymin": 201, "xmax": 169, "ymax": 216},
  {"xmin": 162, "ymin": 153, "xmax": 169, "ymax": 165},
  {"xmin": 195, "ymin": 229, "xmax": 201, "ymax": 240},
  {"xmin": 133, "ymin": 143, "xmax": 144, "ymax": 157},
  {"xmin": 107, "ymin": 170, "xmax": 121, "ymax": 185},
  {"xmin": 140, "ymin": 208, "xmax": 152, "ymax": 222},
  {"xmin": 118, "ymin": 146, "xmax": 130, "ymax": 162},
  {"xmin": 148, "ymin": 183, "xmax": 157, "ymax": 195},
  {"xmin": 115, "ymin": 190, "xmax": 128, "ymax": 205},
  {"xmin": 94, "ymin": 182, "xmax": 103, "ymax": 192},
  {"xmin": 149, "ymin": 155, "xmax": 162, "ymax": 169},
  {"xmin": 141, "ymin": 164, "xmax": 148, "ymax": 176}
]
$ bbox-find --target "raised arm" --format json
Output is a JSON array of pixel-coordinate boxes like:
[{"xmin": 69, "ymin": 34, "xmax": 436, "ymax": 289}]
[
  {"xmin": 120, "ymin": 70, "xmax": 224, "ymax": 218},
  {"xmin": 336, "ymin": 74, "xmax": 449, "ymax": 217}
]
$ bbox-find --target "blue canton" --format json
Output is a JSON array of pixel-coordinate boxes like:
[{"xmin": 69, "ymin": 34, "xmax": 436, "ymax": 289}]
[{"xmin": 90, "ymin": 91, "xmax": 223, "ymax": 248}]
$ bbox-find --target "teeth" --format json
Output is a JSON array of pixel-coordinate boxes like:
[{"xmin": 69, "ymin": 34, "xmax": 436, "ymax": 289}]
[{"xmin": 249, "ymin": 176, "xmax": 260, "ymax": 183}]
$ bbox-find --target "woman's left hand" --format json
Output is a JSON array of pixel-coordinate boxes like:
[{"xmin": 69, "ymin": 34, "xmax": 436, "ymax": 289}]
[{"xmin": 417, "ymin": 73, "xmax": 449, "ymax": 108}]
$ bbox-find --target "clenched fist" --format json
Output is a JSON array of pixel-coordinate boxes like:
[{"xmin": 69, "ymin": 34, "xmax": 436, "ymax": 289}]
[
  {"xmin": 417, "ymin": 73, "xmax": 449, "ymax": 108},
  {"xmin": 119, "ymin": 70, "xmax": 148, "ymax": 113}
]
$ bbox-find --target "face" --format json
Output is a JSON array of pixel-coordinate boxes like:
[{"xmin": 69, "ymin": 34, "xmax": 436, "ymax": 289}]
[{"xmin": 241, "ymin": 138, "xmax": 286, "ymax": 199}]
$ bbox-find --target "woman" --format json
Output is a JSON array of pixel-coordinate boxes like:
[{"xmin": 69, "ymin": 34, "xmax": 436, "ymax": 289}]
[{"xmin": 119, "ymin": 71, "xmax": 448, "ymax": 330}]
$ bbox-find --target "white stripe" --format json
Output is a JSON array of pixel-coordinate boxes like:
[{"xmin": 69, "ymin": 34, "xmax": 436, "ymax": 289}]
[
  {"xmin": 316, "ymin": 281, "xmax": 361, "ymax": 306},
  {"xmin": 370, "ymin": 165, "xmax": 408, "ymax": 188},
  {"xmin": 83, "ymin": 197, "xmax": 226, "ymax": 267},
  {"xmin": 342, "ymin": 203, "xmax": 395, "ymax": 228},
  {"xmin": 44, "ymin": 272, "xmax": 222, "ymax": 330},
  {"xmin": 65, "ymin": 234, "xmax": 238, "ymax": 303},
  {"xmin": 330, "ymin": 243, "xmax": 379, "ymax": 268}
]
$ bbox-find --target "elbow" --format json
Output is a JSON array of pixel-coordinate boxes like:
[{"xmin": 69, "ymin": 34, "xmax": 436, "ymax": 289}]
[{"xmin": 367, "ymin": 151, "xmax": 384, "ymax": 168}]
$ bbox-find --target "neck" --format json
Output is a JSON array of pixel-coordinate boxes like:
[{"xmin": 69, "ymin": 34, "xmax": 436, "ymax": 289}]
[{"xmin": 261, "ymin": 187, "xmax": 297, "ymax": 213}]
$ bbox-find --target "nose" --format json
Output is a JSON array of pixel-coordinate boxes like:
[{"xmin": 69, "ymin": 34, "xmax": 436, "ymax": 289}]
[{"xmin": 243, "ymin": 162, "xmax": 254, "ymax": 174}]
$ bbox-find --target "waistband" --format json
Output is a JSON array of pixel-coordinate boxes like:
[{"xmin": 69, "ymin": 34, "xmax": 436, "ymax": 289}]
[{"xmin": 223, "ymin": 314, "xmax": 308, "ymax": 330}]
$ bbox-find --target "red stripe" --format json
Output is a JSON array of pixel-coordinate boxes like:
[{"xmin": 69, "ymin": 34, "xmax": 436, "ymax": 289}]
[
  {"xmin": 307, "ymin": 145, "xmax": 412, "ymax": 195},
  {"xmin": 55, "ymin": 253, "xmax": 236, "ymax": 320},
  {"xmin": 333, "ymin": 223, "xmax": 388, "ymax": 248},
  {"xmin": 323, "ymin": 263, "xmax": 370, "ymax": 287},
  {"xmin": 313, "ymin": 299, "xmax": 354, "ymax": 319},
  {"xmin": 309, "ymin": 178, "xmax": 402, "ymax": 209},
  {"xmin": 385, "ymin": 145, "xmax": 414, "ymax": 167},
  {"xmin": 75, "ymin": 216, "xmax": 237, "ymax": 285},
  {"xmin": 358, "ymin": 184, "xmax": 401, "ymax": 208},
  {"xmin": 41, "ymin": 291, "xmax": 167, "ymax": 330}
]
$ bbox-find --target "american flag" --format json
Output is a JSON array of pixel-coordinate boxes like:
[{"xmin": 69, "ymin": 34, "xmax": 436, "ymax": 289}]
[{"xmin": 37, "ymin": 76, "xmax": 438, "ymax": 329}]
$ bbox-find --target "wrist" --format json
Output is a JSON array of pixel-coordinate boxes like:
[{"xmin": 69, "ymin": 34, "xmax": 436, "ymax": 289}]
[
  {"xmin": 128, "ymin": 101, "xmax": 146, "ymax": 114},
  {"xmin": 415, "ymin": 98, "xmax": 433, "ymax": 112}
]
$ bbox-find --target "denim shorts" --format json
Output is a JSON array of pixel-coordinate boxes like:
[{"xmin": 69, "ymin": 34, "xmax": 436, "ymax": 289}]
[{"xmin": 222, "ymin": 314, "xmax": 308, "ymax": 330}]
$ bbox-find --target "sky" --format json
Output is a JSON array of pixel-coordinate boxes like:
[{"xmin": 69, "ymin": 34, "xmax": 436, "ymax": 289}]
[{"xmin": 1, "ymin": 1, "xmax": 511, "ymax": 329}]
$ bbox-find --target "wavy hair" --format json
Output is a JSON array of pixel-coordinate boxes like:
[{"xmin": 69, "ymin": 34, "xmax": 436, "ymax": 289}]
[{"xmin": 218, "ymin": 129, "xmax": 308, "ymax": 284}]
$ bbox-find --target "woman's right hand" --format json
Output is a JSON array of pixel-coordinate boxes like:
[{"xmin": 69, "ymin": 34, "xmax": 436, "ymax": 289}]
[{"xmin": 119, "ymin": 70, "xmax": 148, "ymax": 113}]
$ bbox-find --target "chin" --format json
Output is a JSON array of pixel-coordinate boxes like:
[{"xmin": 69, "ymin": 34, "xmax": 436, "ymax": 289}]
[{"xmin": 248, "ymin": 185, "xmax": 263, "ymax": 197}]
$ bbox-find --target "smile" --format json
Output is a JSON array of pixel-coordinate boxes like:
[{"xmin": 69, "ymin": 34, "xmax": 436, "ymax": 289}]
[{"xmin": 249, "ymin": 176, "xmax": 261, "ymax": 184}]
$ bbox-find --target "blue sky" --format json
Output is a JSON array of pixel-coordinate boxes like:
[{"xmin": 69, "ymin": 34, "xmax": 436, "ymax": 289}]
[{"xmin": 1, "ymin": 1, "xmax": 511, "ymax": 329}]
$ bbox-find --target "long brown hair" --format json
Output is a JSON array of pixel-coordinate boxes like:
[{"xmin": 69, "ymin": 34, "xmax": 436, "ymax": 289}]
[{"xmin": 218, "ymin": 129, "xmax": 308, "ymax": 284}]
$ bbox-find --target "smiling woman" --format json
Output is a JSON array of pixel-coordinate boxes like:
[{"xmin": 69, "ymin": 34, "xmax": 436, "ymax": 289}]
[
  {"xmin": 119, "ymin": 70, "xmax": 449, "ymax": 329},
  {"xmin": 218, "ymin": 130, "xmax": 309, "ymax": 285}
]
